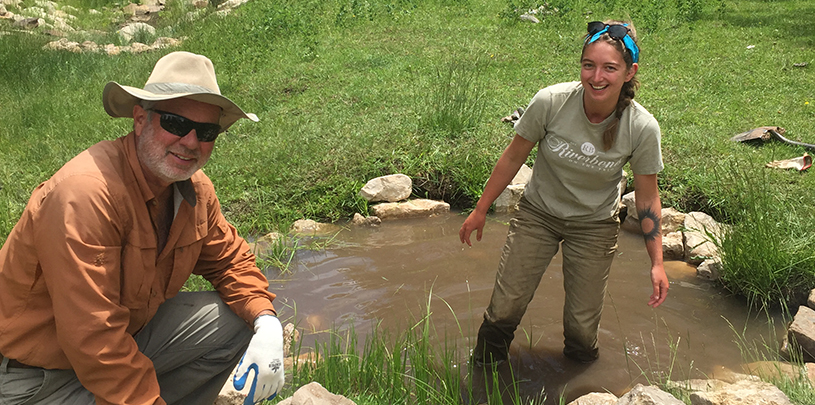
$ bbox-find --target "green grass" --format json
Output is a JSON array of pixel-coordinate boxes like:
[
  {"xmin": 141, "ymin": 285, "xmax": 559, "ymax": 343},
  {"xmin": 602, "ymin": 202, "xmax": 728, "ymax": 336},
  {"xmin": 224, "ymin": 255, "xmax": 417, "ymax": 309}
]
[
  {"xmin": 421, "ymin": 53, "xmax": 492, "ymax": 138},
  {"xmin": 276, "ymin": 293, "xmax": 548, "ymax": 405},
  {"xmin": 182, "ymin": 274, "xmax": 215, "ymax": 292},
  {"xmin": 3, "ymin": 2, "xmax": 815, "ymax": 402},
  {"xmin": 709, "ymin": 158, "xmax": 815, "ymax": 308},
  {"xmin": 2, "ymin": 0, "xmax": 815, "ymax": 346}
]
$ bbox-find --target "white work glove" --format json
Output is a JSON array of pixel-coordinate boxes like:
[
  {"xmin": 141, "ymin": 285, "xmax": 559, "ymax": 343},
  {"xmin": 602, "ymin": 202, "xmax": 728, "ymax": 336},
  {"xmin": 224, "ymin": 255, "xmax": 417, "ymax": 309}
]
[{"xmin": 233, "ymin": 315, "xmax": 285, "ymax": 404}]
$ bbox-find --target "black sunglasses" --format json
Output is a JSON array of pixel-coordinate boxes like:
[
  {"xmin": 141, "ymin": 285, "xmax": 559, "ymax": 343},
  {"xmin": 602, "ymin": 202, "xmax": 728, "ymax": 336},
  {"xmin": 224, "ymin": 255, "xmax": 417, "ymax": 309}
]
[
  {"xmin": 149, "ymin": 109, "xmax": 221, "ymax": 142},
  {"xmin": 587, "ymin": 21, "xmax": 629, "ymax": 39}
]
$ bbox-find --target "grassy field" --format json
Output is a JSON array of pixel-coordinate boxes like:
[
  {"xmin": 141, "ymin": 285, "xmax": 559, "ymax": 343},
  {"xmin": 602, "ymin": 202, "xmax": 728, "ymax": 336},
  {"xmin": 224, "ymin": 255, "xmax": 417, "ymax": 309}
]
[
  {"xmin": 2, "ymin": 0, "xmax": 815, "ymax": 401},
  {"xmin": 3, "ymin": 0, "xmax": 814, "ymax": 305}
]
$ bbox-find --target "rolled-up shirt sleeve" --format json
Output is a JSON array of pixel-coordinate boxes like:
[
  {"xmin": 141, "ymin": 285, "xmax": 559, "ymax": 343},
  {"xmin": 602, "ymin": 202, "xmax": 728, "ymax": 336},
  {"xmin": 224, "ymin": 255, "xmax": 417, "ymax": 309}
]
[{"xmin": 34, "ymin": 174, "xmax": 164, "ymax": 405}]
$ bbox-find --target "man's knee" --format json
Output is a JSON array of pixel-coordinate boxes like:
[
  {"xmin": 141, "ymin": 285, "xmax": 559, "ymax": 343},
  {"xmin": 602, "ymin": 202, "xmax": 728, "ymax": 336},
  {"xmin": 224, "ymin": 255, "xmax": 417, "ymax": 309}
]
[
  {"xmin": 139, "ymin": 291, "xmax": 254, "ymax": 363},
  {"xmin": 201, "ymin": 295, "xmax": 253, "ymax": 356}
]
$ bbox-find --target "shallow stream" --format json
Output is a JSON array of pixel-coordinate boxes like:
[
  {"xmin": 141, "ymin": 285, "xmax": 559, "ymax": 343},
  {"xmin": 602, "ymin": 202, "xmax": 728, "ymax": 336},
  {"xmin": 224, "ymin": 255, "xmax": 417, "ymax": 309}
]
[{"xmin": 267, "ymin": 212, "xmax": 785, "ymax": 403}]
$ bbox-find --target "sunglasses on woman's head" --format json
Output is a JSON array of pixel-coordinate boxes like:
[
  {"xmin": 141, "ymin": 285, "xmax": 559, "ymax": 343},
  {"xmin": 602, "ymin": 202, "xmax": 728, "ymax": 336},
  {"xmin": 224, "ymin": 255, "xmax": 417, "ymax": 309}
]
[
  {"xmin": 585, "ymin": 21, "xmax": 640, "ymax": 63},
  {"xmin": 149, "ymin": 110, "xmax": 221, "ymax": 142},
  {"xmin": 587, "ymin": 21, "xmax": 630, "ymax": 38}
]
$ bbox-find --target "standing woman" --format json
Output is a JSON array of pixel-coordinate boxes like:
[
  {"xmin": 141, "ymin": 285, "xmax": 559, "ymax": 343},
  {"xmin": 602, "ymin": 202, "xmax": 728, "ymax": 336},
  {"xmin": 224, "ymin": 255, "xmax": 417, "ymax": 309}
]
[{"xmin": 459, "ymin": 20, "xmax": 669, "ymax": 365}]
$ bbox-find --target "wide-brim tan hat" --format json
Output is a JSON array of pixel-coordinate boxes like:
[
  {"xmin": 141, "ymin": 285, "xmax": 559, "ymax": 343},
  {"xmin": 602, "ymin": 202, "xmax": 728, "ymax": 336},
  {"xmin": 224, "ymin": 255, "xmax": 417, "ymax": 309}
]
[{"xmin": 103, "ymin": 51, "xmax": 259, "ymax": 132}]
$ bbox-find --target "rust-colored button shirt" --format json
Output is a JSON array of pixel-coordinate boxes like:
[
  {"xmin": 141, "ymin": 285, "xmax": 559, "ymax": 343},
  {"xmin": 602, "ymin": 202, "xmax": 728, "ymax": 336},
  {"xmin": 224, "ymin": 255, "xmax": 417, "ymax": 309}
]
[{"xmin": 0, "ymin": 133, "xmax": 276, "ymax": 405}]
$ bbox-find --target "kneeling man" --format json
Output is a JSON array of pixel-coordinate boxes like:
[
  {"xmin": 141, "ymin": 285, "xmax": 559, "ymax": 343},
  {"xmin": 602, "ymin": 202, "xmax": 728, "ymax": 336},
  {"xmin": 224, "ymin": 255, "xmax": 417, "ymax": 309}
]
[{"xmin": 0, "ymin": 52, "xmax": 283, "ymax": 405}]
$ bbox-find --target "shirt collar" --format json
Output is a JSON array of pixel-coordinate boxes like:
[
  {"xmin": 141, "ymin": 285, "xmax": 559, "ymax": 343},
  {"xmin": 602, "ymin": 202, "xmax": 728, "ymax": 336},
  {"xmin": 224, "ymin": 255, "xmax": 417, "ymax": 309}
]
[{"xmin": 175, "ymin": 178, "xmax": 197, "ymax": 207}]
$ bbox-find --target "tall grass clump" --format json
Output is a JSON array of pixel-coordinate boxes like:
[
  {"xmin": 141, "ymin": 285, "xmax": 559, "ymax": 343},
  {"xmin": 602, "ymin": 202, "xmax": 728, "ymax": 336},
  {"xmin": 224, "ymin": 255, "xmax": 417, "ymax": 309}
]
[
  {"xmin": 709, "ymin": 159, "xmax": 815, "ymax": 308},
  {"xmin": 285, "ymin": 298, "xmax": 540, "ymax": 405},
  {"xmin": 421, "ymin": 54, "xmax": 490, "ymax": 139},
  {"xmin": 255, "ymin": 235, "xmax": 299, "ymax": 276},
  {"xmin": 180, "ymin": 231, "xmax": 341, "ymax": 292}
]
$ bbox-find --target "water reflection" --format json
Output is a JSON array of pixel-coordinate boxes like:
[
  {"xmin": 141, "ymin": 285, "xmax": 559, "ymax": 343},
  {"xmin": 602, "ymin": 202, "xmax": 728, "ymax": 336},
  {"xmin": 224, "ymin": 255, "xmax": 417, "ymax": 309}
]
[{"xmin": 267, "ymin": 212, "xmax": 785, "ymax": 403}]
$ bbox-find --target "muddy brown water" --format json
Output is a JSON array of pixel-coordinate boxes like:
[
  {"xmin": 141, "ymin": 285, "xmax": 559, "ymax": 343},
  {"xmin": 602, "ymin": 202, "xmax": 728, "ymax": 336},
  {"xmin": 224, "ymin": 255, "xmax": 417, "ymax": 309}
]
[{"xmin": 266, "ymin": 212, "xmax": 786, "ymax": 404}]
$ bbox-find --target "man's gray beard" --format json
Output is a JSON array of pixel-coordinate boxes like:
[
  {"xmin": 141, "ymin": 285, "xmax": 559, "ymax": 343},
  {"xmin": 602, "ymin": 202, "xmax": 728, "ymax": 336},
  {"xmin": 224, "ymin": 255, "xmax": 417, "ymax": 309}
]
[{"xmin": 136, "ymin": 123, "xmax": 203, "ymax": 184}]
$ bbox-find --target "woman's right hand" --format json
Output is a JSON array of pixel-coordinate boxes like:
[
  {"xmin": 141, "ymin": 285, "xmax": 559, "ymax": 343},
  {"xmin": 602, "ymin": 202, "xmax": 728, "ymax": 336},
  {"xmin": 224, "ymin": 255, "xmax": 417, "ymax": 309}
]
[
  {"xmin": 459, "ymin": 134, "xmax": 535, "ymax": 247},
  {"xmin": 459, "ymin": 209, "xmax": 487, "ymax": 246}
]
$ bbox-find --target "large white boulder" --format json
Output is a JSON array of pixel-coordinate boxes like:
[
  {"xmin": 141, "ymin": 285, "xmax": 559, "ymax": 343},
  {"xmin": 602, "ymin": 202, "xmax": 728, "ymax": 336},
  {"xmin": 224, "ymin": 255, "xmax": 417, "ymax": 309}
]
[
  {"xmin": 118, "ymin": 22, "xmax": 155, "ymax": 42},
  {"xmin": 359, "ymin": 174, "xmax": 412, "ymax": 203},
  {"xmin": 663, "ymin": 231, "xmax": 684, "ymax": 261},
  {"xmin": 696, "ymin": 257, "xmax": 722, "ymax": 281},
  {"xmin": 291, "ymin": 219, "xmax": 339, "ymax": 235},
  {"xmin": 370, "ymin": 199, "xmax": 449, "ymax": 220}
]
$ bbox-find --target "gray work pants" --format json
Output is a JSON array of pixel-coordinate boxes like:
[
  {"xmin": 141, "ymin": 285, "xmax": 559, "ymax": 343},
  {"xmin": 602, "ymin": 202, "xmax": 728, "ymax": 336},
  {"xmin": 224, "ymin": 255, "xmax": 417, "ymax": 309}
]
[
  {"xmin": 475, "ymin": 197, "xmax": 619, "ymax": 364},
  {"xmin": 0, "ymin": 291, "xmax": 253, "ymax": 405}
]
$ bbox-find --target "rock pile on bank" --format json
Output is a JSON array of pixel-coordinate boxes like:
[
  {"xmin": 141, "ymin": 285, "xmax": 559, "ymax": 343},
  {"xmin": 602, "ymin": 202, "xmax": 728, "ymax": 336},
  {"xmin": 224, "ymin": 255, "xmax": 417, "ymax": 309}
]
[
  {"xmin": 1, "ymin": 0, "xmax": 251, "ymax": 55},
  {"xmin": 360, "ymin": 174, "xmax": 450, "ymax": 220}
]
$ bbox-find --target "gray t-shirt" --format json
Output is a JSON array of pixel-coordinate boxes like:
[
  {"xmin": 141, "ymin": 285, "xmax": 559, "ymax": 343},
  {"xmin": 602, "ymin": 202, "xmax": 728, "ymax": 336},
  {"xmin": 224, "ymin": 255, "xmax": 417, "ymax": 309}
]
[{"xmin": 514, "ymin": 81, "xmax": 663, "ymax": 221}]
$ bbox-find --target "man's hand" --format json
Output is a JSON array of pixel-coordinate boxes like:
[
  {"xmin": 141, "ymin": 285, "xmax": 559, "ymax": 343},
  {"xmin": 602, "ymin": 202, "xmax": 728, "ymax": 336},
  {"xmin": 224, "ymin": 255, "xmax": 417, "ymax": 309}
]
[{"xmin": 234, "ymin": 315, "xmax": 285, "ymax": 404}]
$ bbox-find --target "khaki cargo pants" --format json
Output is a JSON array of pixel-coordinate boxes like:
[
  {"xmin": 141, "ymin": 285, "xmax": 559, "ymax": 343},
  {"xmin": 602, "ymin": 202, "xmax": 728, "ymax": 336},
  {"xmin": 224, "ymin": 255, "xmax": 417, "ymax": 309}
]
[
  {"xmin": 0, "ymin": 291, "xmax": 252, "ymax": 405},
  {"xmin": 475, "ymin": 197, "xmax": 619, "ymax": 364}
]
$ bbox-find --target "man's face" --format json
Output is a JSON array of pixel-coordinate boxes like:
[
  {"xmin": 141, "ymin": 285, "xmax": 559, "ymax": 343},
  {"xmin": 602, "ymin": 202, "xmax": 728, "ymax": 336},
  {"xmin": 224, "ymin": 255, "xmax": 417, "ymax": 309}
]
[{"xmin": 133, "ymin": 98, "xmax": 221, "ymax": 190}]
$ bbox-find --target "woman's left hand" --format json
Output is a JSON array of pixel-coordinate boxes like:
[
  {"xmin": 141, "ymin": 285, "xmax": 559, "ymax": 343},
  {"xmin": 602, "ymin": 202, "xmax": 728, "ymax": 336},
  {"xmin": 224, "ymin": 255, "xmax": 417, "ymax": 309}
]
[{"xmin": 648, "ymin": 265, "xmax": 669, "ymax": 307}]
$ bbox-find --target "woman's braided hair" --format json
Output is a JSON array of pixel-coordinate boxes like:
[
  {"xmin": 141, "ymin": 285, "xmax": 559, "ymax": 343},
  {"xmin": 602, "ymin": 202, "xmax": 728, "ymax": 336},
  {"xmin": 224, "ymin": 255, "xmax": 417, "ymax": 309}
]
[{"xmin": 582, "ymin": 20, "xmax": 640, "ymax": 151}]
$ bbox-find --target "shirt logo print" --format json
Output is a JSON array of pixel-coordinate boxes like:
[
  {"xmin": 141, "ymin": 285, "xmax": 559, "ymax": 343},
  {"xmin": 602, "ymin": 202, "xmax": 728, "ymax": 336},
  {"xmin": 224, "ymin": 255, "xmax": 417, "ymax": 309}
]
[
  {"xmin": 581, "ymin": 142, "xmax": 596, "ymax": 156},
  {"xmin": 545, "ymin": 135, "xmax": 620, "ymax": 172}
]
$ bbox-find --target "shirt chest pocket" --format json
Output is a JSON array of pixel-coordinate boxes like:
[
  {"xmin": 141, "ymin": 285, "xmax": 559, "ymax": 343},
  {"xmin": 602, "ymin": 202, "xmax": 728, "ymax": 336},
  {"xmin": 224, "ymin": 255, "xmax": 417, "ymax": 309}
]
[{"xmin": 119, "ymin": 243, "xmax": 154, "ymax": 309}]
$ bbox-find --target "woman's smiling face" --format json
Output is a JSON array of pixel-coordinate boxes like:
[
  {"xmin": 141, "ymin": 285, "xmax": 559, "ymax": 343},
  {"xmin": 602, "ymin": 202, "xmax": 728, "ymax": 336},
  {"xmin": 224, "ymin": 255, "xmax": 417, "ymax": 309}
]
[{"xmin": 580, "ymin": 40, "xmax": 638, "ymax": 111}]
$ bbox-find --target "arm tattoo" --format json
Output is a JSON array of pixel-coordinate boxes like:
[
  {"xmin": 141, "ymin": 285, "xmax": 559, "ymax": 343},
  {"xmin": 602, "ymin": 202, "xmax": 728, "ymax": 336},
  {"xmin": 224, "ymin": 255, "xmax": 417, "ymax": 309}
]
[{"xmin": 638, "ymin": 207, "xmax": 661, "ymax": 242}]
